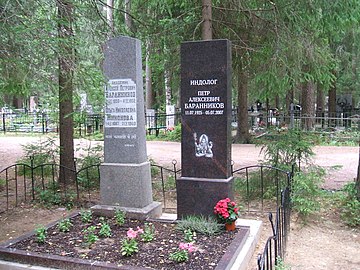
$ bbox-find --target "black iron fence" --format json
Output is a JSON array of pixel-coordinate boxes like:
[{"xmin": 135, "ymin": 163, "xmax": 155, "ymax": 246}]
[
  {"xmin": 0, "ymin": 159, "xmax": 181, "ymax": 214},
  {"xmin": 2, "ymin": 110, "xmax": 359, "ymax": 136},
  {"xmin": 257, "ymin": 187, "xmax": 291, "ymax": 270},
  {"xmin": 1, "ymin": 112, "xmax": 58, "ymax": 133}
]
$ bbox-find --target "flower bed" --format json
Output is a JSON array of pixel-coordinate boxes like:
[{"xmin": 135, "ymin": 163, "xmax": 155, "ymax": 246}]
[{"xmin": 0, "ymin": 212, "xmax": 250, "ymax": 270}]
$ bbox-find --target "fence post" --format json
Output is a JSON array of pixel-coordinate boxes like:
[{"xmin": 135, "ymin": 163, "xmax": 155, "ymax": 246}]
[
  {"xmin": 41, "ymin": 112, "xmax": 45, "ymax": 134},
  {"xmin": 30, "ymin": 156, "xmax": 35, "ymax": 200},
  {"xmin": 74, "ymin": 159, "xmax": 79, "ymax": 201},
  {"xmin": 2, "ymin": 113, "xmax": 5, "ymax": 134},
  {"xmin": 290, "ymin": 103, "xmax": 294, "ymax": 129}
]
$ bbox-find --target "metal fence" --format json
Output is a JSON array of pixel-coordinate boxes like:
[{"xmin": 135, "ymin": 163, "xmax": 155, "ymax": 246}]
[
  {"xmin": 0, "ymin": 158, "xmax": 181, "ymax": 213},
  {"xmin": 2, "ymin": 110, "xmax": 359, "ymax": 136},
  {"xmin": 257, "ymin": 187, "xmax": 291, "ymax": 270},
  {"xmin": 0, "ymin": 112, "xmax": 58, "ymax": 133}
]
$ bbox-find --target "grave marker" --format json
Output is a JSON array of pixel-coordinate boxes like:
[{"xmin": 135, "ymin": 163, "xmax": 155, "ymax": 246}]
[
  {"xmin": 177, "ymin": 39, "xmax": 234, "ymax": 217},
  {"xmin": 95, "ymin": 36, "xmax": 161, "ymax": 219}
]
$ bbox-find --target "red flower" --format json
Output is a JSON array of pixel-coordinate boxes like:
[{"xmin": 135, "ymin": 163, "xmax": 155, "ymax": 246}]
[{"xmin": 214, "ymin": 198, "xmax": 240, "ymax": 224}]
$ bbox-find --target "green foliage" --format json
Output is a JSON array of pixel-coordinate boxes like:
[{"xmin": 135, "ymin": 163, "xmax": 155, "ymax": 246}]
[
  {"xmin": 275, "ymin": 257, "xmax": 291, "ymax": 270},
  {"xmin": 140, "ymin": 223, "xmax": 156, "ymax": 242},
  {"xmin": 234, "ymin": 169, "xmax": 287, "ymax": 201},
  {"xmin": 0, "ymin": 178, "xmax": 5, "ymax": 191},
  {"xmin": 149, "ymin": 158, "xmax": 160, "ymax": 177},
  {"xmin": 80, "ymin": 209, "xmax": 93, "ymax": 223},
  {"xmin": 58, "ymin": 218, "xmax": 72, "ymax": 233},
  {"xmin": 291, "ymin": 168, "xmax": 325, "ymax": 220},
  {"xmin": 98, "ymin": 217, "xmax": 112, "ymax": 238},
  {"xmin": 339, "ymin": 182, "xmax": 360, "ymax": 227},
  {"xmin": 121, "ymin": 238, "xmax": 139, "ymax": 256},
  {"xmin": 146, "ymin": 124, "xmax": 181, "ymax": 142},
  {"xmin": 183, "ymin": 229, "xmax": 195, "ymax": 243},
  {"xmin": 169, "ymin": 249, "xmax": 188, "ymax": 263},
  {"xmin": 166, "ymin": 124, "xmax": 181, "ymax": 142},
  {"xmin": 76, "ymin": 143, "xmax": 103, "ymax": 189},
  {"xmin": 176, "ymin": 215, "xmax": 222, "ymax": 236},
  {"xmin": 35, "ymin": 225, "xmax": 47, "ymax": 244},
  {"xmin": 36, "ymin": 182, "xmax": 75, "ymax": 209},
  {"xmin": 17, "ymin": 137, "xmax": 59, "ymax": 177},
  {"xmin": 258, "ymin": 129, "xmax": 314, "ymax": 170},
  {"xmin": 114, "ymin": 209, "xmax": 126, "ymax": 226},
  {"xmin": 82, "ymin": 225, "xmax": 98, "ymax": 247}
]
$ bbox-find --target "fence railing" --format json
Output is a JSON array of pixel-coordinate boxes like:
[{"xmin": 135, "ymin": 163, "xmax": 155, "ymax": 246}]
[
  {"xmin": 257, "ymin": 186, "xmax": 291, "ymax": 270},
  {"xmin": 2, "ymin": 110, "xmax": 359, "ymax": 136},
  {"xmin": 0, "ymin": 158, "xmax": 181, "ymax": 214},
  {"xmin": 1, "ymin": 112, "xmax": 58, "ymax": 133}
]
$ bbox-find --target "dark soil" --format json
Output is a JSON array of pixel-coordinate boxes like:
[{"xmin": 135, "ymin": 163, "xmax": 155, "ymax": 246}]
[{"xmin": 9, "ymin": 214, "xmax": 238, "ymax": 270}]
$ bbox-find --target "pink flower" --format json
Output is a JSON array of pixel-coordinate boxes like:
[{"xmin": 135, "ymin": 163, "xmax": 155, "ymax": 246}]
[
  {"xmin": 179, "ymin": 242, "xmax": 197, "ymax": 253},
  {"xmin": 127, "ymin": 228, "xmax": 137, "ymax": 239},
  {"xmin": 136, "ymin": 226, "xmax": 144, "ymax": 234}
]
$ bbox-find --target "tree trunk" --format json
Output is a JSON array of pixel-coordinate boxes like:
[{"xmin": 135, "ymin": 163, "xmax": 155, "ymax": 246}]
[
  {"xmin": 316, "ymin": 85, "xmax": 324, "ymax": 124},
  {"xmin": 357, "ymin": 142, "xmax": 360, "ymax": 201},
  {"xmin": 236, "ymin": 65, "xmax": 250, "ymax": 143},
  {"xmin": 106, "ymin": 0, "xmax": 114, "ymax": 37},
  {"xmin": 285, "ymin": 89, "xmax": 294, "ymax": 125},
  {"xmin": 301, "ymin": 80, "xmax": 315, "ymax": 131},
  {"xmin": 164, "ymin": 69, "xmax": 171, "ymax": 106},
  {"xmin": 201, "ymin": 0, "xmax": 212, "ymax": 40},
  {"xmin": 57, "ymin": 0, "xmax": 75, "ymax": 183},
  {"xmin": 145, "ymin": 39, "xmax": 154, "ymax": 109},
  {"xmin": 124, "ymin": 0, "xmax": 133, "ymax": 33},
  {"xmin": 328, "ymin": 70, "xmax": 337, "ymax": 127}
]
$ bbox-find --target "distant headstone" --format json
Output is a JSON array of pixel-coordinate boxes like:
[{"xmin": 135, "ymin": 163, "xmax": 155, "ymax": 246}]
[
  {"xmin": 146, "ymin": 109, "xmax": 156, "ymax": 131},
  {"xmin": 95, "ymin": 36, "xmax": 161, "ymax": 219},
  {"xmin": 177, "ymin": 39, "xmax": 234, "ymax": 217},
  {"xmin": 166, "ymin": 105, "xmax": 176, "ymax": 129}
]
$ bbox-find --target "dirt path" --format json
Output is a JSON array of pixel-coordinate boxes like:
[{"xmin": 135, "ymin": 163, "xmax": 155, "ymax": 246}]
[{"xmin": 0, "ymin": 135, "xmax": 359, "ymax": 269}]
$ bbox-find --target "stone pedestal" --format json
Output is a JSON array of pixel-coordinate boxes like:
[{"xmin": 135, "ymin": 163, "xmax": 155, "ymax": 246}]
[{"xmin": 177, "ymin": 176, "xmax": 234, "ymax": 218}]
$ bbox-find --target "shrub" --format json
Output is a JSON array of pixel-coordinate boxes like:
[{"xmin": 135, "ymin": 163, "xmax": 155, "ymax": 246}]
[
  {"xmin": 258, "ymin": 128, "xmax": 314, "ymax": 170},
  {"xmin": 176, "ymin": 215, "xmax": 222, "ymax": 236},
  {"xmin": 339, "ymin": 182, "xmax": 360, "ymax": 227},
  {"xmin": 17, "ymin": 137, "xmax": 59, "ymax": 177},
  {"xmin": 35, "ymin": 225, "xmax": 47, "ymax": 244},
  {"xmin": 291, "ymin": 167, "xmax": 325, "ymax": 220}
]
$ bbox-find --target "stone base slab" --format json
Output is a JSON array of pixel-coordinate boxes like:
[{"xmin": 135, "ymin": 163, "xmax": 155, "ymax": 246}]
[
  {"xmin": 176, "ymin": 176, "xmax": 234, "ymax": 218},
  {"xmin": 91, "ymin": 202, "xmax": 162, "ymax": 220}
]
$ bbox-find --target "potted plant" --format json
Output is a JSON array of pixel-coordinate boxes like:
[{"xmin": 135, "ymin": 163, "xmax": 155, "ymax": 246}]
[{"xmin": 213, "ymin": 198, "xmax": 240, "ymax": 231}]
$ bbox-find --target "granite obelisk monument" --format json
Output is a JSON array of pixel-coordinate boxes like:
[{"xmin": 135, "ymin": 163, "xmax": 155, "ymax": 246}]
[
  {"xmin": 177, "ymin": 39, "xmax": 233, "ymax": 217},
  {"xmin": 95, "ymin": 36, "xmax": 161, "ymax": 219}
]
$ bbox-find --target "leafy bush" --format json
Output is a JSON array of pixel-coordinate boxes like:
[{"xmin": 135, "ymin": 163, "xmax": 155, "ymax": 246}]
[
  {"xmin": 76, "ymin": 143, "xmax": 103, "ymax": 189},
  {"xmin": 35, "ymin": 225, "xmax": 47, "ymax": 244},
  {"xmin": 291, "ymin": 167, "xmax": 325, "ymax": 220},
  {"xmin": 176, "ymin": 215, "xmax": 223, "ymax": 236},
  {"xmin": 114, "ymin": 209, "xmax": 126, "ymax": 226},
  {"xmin": 58, "ymin": 218, "xmax": 73, "ymax": 232},
  {"xmin": 17, "ymin": 137, "xmax": 59, "ymax": 176},
  {"xmin": 166, "ymin": 124, "xmax": 181, "ymax": 142},
  {"xmin": 36, "ymin": 182, "xmax": 76, "ymax": 208},
  {"xmin": 339, "ymin": 182, "xmax": 360, "ymax": 227},
  {"xmin": 258, "ymin": 128, "xmax": 314, "ymax": 170}
]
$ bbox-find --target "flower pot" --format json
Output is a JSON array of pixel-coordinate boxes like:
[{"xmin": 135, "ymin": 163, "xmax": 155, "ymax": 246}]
[{"xmin": 225, "ymin": 221, "xmax": 236, "ymax": 231}]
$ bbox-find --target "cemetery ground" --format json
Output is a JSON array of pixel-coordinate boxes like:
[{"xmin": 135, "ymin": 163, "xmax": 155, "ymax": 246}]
[{"xmin": 0, "ymin": 136, "xmax": 359, "ymax": 269}]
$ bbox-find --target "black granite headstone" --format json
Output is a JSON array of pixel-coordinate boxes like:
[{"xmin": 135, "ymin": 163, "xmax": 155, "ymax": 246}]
[{"xmin": 177, "ymin": 39, "xmax": 234, "ymax": 218}]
